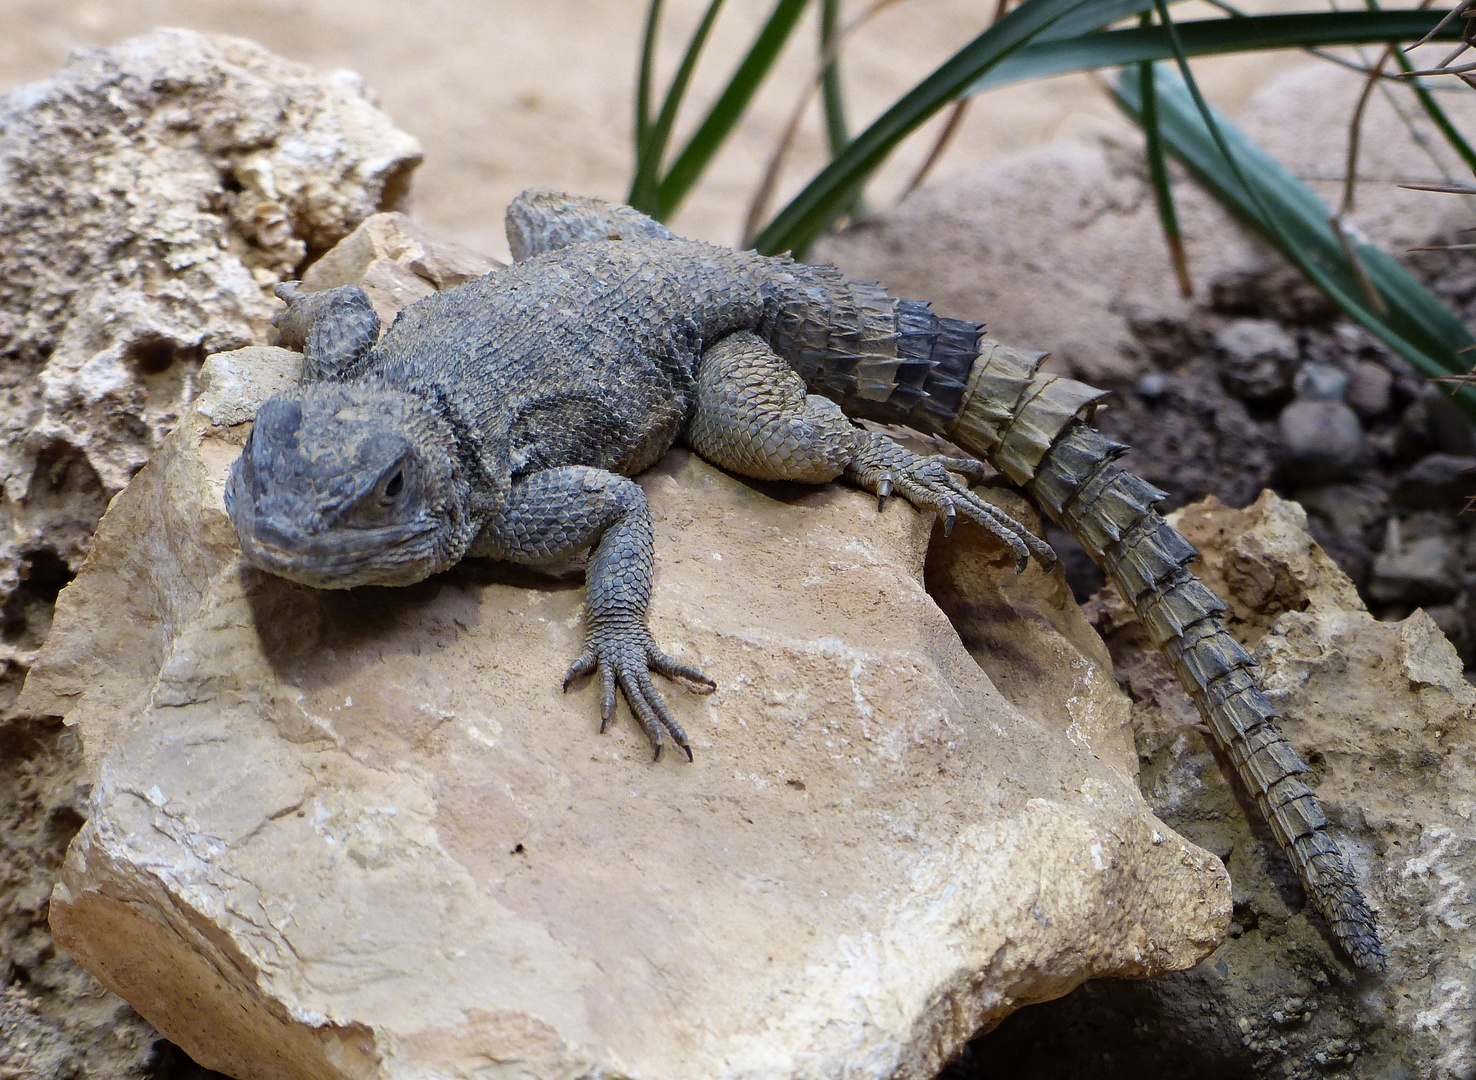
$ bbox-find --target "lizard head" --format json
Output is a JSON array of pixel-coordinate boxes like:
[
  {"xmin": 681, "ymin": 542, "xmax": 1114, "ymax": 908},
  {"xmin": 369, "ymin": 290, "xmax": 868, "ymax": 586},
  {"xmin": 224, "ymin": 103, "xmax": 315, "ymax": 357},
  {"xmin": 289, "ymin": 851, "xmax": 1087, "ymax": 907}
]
[{"xmin": 225, "ymin": 382, "xmax": 474, "ymax": 588}]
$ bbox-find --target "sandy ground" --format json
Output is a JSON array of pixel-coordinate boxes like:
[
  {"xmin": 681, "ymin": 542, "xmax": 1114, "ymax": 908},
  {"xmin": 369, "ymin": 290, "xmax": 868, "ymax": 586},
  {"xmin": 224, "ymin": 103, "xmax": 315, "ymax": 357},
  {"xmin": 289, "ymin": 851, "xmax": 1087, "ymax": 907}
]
[{"xmin": 0, "ymin": 0, "xmax": 1335, "ymax": 261}]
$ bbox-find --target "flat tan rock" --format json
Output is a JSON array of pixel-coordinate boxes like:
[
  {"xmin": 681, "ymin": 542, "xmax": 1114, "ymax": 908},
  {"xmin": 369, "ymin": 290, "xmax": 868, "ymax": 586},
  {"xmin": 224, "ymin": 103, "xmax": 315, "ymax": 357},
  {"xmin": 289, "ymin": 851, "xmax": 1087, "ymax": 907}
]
[{"xmin": 22, "ymin": 343, "xmax": 1229, "ymax": 1080}]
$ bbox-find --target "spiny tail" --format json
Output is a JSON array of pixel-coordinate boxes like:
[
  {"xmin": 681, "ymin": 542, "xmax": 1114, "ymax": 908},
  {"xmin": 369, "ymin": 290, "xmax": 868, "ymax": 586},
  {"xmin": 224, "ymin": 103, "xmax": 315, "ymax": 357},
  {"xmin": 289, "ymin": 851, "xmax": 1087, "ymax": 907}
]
[{"xmin": 949, "ymin": 342, "xmax": 1386, "ymax": 972}]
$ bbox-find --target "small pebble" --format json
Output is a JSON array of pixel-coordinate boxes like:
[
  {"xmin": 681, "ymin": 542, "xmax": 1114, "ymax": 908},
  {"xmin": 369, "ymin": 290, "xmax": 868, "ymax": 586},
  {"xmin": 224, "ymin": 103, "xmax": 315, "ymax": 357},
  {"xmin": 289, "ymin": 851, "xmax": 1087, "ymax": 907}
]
[
  {"xmin": 1370, "ymin": 517, "xmax": 1461, "ymax": 604},
  {"xmin": 1293, "ymin": 362, "xmax": 1348, "ymax": 402},
  {"xmin": 1395, "ymin": 453, "xmax": 1476, "ymax": 511},
  {"xmin": 1278, "ymin": 399, "xmax": 1363, "ymax": 483},
  {"xmin": 1422, "ymin": 385, "xmax": 1476, "ymax": 456},
  {"xmin": 1135, "ymin": 370, "xmax": 1169, "ymax": 400},
  {"xmin": 1346, "ymin": 359, "xmax": 1393, "ymax": 418},
  {"xmin": 1214, "ymin": 318, "xmax": 1297, "ymax": 401}
]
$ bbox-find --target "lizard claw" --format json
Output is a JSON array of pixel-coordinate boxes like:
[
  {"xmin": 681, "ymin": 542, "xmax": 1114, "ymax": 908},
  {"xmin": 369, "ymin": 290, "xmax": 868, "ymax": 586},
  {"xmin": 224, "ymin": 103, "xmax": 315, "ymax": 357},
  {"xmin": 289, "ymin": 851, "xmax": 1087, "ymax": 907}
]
[
  {"xmin": 876, "ymin": 477, "xmax": 892, "ymax": 511},
  {"xmin": 563, "ymin": 623, "xmax": 713, "ymax": 760},
  {"xmin": 845, "ymin": 433, "xmax": 1056, "ymax": 570}
]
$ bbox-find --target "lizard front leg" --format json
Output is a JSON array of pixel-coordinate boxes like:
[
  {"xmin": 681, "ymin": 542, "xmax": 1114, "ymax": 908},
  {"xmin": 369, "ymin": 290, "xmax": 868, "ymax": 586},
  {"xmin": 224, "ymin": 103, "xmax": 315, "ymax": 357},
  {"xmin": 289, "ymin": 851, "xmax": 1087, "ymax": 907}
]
[
  {"xmin": 686, "ymin": 332, "xmax": 1054, "ymax": 568},
  {"xmin": 470, "ymin": 465, "xmax": 714, "ymax": 759}
]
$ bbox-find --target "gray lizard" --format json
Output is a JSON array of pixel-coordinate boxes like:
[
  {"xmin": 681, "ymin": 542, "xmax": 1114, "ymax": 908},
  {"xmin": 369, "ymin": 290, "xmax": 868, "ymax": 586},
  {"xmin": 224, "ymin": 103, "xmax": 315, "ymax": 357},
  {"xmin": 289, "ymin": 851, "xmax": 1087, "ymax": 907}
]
[{"xmin": 224, "ymin": 189, "xmax": 1384, "ymax": 972}]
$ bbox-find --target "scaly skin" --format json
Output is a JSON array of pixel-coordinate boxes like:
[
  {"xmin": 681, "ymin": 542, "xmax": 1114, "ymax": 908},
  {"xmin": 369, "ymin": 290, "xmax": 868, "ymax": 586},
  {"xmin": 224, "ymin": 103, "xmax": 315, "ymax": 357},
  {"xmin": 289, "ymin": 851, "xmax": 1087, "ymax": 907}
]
[{"xmin": 225, "ymin": 189, "xmax": 1382, "ymax": 970}]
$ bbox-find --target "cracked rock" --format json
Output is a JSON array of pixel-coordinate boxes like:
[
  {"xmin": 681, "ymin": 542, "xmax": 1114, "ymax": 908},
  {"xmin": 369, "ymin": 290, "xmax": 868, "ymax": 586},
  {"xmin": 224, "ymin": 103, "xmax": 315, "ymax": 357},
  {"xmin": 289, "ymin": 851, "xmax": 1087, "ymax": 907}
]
[{"xmin": 988, "ymin": 491, "xmax": 1476, "ymax": 1080}]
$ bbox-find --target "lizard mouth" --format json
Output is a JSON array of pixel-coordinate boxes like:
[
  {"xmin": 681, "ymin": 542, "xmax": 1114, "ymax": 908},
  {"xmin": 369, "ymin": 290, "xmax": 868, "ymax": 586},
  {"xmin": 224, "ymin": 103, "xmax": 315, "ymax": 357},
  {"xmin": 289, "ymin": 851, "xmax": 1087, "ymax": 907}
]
[{"xmin": 232, "ymin": 512, "xmax": 442, "ymax": 589}]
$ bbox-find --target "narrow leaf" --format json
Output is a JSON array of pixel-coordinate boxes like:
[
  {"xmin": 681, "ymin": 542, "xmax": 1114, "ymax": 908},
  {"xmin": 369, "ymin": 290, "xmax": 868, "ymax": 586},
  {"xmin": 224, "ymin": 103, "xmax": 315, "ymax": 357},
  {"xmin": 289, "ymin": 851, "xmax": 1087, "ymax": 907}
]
[
  {"xmin": 654, "ymin": 0, "xmax": 811, "ymax": 219},
  {"xmin": 629, "ymin": 0, "xmax": 726, "ymax": 213},
  {"xmin": 1140, "ymin": 50, "xmax": 1193, "ymax": 296},
  {"xmin": 820, "ymin": 0, "xmax": 850, "ymax": 159},
  {"xmin": 966, "ymin": 9, "xmax": 1464, "ymax": 95},
  {"xmin": 636, "ymin": 0, "xmax": 665, "ymax": 147}
]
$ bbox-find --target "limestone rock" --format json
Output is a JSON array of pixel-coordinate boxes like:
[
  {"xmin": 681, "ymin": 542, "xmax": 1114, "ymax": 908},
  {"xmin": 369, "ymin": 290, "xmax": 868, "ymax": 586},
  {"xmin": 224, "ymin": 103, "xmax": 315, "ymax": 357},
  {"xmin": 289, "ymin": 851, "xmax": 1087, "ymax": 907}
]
[
  {"xmin": 21, "ymin": 343, "xmax": 1229, "ymax": 1078},
  {"xmin": 297, "ymin": 211, "xmax": 504, "ymax": 330},
  {"xmin": 1011, "ymin": 491, "xmax": 1476, "ymax": 1079},
  {"xmin": 0, "ymin": 28, "xmax": 422, "ymax": 717}
]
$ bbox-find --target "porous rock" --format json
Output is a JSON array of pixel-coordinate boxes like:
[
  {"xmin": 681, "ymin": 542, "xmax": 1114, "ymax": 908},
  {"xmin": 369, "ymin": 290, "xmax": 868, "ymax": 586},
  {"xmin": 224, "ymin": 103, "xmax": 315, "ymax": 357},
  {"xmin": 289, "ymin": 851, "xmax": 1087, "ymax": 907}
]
[
  {"xmin": 0, "ymin": 27, "xmax": 422, "ymax": 718},
  {"xmin": 989, "ymin": 491, "xmax": 1476, "ymax": 1080},
  {"xmin": 21, "ymin": 357, "xmax": 1230, "ymax": 1077}
]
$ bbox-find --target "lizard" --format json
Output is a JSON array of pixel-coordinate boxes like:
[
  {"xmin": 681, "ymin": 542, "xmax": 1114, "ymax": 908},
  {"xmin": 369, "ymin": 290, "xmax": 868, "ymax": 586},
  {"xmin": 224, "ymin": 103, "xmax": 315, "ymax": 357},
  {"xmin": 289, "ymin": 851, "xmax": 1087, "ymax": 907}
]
[{"xmin": 224, "ymin": 188, "xmax": 1385, "ymax": 972}]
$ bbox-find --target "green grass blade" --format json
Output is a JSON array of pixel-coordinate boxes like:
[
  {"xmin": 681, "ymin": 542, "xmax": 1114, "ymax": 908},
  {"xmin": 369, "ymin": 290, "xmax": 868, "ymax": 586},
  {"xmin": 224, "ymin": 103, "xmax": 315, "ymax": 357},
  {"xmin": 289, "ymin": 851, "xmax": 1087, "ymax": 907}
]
[
  {"xmin": 967, "ymin": 9, "xmax": 1463, "ymax": 94},
  {"xmin": 1139, "ymin": 14, "xmax": 1193, "ymax": 297},
  {"xmin": 635, "ymin": 0, "xmax": 665, "ymax": 148},
  {"xmin": 1041, "ymin": 0, "xmax": 1158, "ymax": 39},
  {"xmin": 820, "ymin": 0, "xmax": 849, "ymax": 159},
  {"xmin": 628, "ymin": 0, "xmax": 726, "ymax": 213},
  {"xmin": 653, "ymin": 0, "xmax": 811, "ymax": 219},
  {"xmin": 754, "ymin": 0, "xmax": 1138, "ymax": 256},
  {"xmin": 1114, "ymin": 64, "xmax": 1476, "ymax": 420}
]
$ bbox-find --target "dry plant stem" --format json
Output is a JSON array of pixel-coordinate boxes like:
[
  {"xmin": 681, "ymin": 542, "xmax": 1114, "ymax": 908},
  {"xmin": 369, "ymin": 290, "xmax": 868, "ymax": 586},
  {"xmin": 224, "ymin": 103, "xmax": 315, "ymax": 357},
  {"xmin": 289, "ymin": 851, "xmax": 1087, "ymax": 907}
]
[
  {"xmin": 1329, "ymin": 214, "xmax": 1388, "ymax": 314},
  {"xmin": 1342, "ymin": 41, "xmax": 1399, "ymax": 215},
  {"xmin": 1405, "ymin": 1, "xmax": 1464, "ymax": 50},
  {"xmin": 1403, "ymin": 57, "xmax": 1476, "ymax": 75},
  {"xmin": 1400, "ymin": 180, "xmax": 1476, "ymax": 193},
  {"xmin": 739, "ymin": 0, "xmax": 912, "ymax": 247},
  {"xmin": 899, "ymin": 98, "xmax": 971, "ymax": 200},
  {"xmin": 899, "ymin": 0, "xmax": 1012, "ymax": 204}
]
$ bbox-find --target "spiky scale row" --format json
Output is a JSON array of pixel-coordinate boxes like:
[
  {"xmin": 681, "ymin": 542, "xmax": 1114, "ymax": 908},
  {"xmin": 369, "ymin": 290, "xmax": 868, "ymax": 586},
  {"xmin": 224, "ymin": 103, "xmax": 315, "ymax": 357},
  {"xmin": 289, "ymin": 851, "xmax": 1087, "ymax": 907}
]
[{"xmin": 933, "ymin": 348, "xmax": 1383, "ymax": 969}]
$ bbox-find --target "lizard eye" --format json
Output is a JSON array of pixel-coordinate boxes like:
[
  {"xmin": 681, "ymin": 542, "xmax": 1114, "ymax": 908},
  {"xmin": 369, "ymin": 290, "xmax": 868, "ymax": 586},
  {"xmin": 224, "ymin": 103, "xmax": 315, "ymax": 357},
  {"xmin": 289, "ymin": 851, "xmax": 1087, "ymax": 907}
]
[{"xmin": 343, "ymin": 460, "xmax": 415, "ymax": 527}]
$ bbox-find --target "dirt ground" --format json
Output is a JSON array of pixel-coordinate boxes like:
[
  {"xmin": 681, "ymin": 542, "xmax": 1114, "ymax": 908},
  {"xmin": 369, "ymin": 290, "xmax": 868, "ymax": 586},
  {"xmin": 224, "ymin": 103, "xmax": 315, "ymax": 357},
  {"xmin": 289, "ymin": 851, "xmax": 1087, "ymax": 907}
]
[{"xmin": 0, "ymin": 0, "xmax": 1322, "ymax": 261}]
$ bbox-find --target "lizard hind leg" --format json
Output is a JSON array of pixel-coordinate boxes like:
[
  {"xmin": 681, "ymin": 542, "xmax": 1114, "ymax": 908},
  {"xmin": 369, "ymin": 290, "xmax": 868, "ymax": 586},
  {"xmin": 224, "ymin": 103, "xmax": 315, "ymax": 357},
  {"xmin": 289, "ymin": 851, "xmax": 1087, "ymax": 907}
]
[
  {"xmin": 685, "ymin": 331, "xmax": 856, "ymax": 484},
  {"xmin": 685, "ymin": 332, "xmax": 1054, "ymax": 571},
  {"xmin": 471, "ymin": 465, "xmax": 715, "ymax": 761},
  {"xmin": 272, "ymin": 282, "xmax": 381, "ymax": 382}
]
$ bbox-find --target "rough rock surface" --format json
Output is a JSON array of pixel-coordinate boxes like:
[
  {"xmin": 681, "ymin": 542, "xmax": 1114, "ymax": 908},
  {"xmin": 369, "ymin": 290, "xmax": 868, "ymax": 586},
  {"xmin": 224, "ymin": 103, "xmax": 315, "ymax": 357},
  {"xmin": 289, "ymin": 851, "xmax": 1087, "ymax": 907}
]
[
  {"xmin": 297, "ymin": 210, "xmax": 503, "ymax": 328},
  {"xmin": 0, "ymin": 28, "xmax": 423, "ymax": 1080},
  {"xmin": 0, "ymin": 717, "xmax": 172, "ymax": 1080},
  {"xmin": 19, "ymin": 335, "xmax": 1230, "ymax": 1079},
  {"xmin": 0, "ymin": 27, "xmax": 422, "ymax": 720},
  {"xmin": 976, "ymin": 492, "xmax": 1476, "ymax": 1080}
]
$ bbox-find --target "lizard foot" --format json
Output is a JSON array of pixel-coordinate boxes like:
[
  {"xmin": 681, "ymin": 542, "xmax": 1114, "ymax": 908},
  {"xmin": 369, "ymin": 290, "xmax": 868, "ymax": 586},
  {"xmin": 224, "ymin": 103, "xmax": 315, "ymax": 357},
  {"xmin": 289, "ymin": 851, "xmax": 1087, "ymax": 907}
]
[
  {"xmin": 563, "ymin": 624, "xmax": 715, "ymax": 761},
  {"xmin": 845, "ymin": 431, "xmax": 1056, "ymax": 572}
]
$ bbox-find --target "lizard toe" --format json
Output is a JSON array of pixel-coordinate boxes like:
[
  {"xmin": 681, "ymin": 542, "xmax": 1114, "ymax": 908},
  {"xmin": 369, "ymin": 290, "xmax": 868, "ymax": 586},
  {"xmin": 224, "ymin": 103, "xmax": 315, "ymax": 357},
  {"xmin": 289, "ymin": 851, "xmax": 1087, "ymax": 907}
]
[
  {"xmin": 648, "ymin": 646, "xmax": 716, "ymax": 693},
  {"xmin": 567, "ymin": 623, "xmax": 704, "ymax": 759},
  {"xmin": 845, "ymin": 432, "xmax": 1055, "ymax": 570}
]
